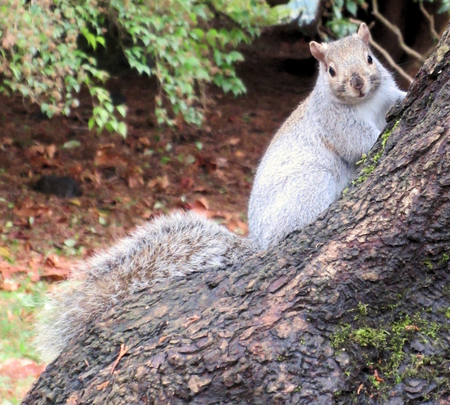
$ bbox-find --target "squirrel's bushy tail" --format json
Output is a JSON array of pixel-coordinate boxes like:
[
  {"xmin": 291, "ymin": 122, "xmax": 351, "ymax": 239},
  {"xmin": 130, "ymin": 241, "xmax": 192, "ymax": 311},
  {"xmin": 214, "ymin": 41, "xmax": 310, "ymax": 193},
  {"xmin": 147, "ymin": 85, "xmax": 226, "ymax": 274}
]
[{"xmin": 35, "ymin": 211, "xmax": 255, "ymax": 361}]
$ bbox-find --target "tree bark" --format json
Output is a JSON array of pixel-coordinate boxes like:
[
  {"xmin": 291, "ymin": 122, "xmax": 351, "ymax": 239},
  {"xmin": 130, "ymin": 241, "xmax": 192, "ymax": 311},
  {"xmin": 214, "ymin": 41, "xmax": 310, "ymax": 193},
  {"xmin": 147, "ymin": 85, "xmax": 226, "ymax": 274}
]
[{"xmin": 23, "ymin": 25, "xmax": 450, "ymax": 405}]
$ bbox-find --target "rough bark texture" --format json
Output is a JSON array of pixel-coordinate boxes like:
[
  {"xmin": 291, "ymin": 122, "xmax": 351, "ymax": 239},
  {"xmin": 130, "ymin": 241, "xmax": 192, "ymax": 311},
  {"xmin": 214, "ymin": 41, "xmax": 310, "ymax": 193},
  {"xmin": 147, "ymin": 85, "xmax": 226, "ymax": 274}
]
[{"xmin": 23, "ymin": 25, "xmax": 450, "ymax": 405}]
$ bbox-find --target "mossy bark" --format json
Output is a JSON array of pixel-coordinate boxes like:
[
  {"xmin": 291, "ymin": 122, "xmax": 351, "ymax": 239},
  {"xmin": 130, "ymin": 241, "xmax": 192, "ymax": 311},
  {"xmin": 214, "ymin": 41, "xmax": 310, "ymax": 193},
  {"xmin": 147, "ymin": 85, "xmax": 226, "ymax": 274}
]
[{"xmin": 23, "ymin": 25, "xmax": 450, "ymax": 405}]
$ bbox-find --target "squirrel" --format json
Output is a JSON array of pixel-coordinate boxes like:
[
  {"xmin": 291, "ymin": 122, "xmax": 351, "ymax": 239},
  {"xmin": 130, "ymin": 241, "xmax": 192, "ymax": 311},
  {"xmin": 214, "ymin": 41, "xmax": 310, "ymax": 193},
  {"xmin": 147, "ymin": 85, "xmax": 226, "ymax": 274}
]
[
  {"xmin": 35, "ymin": 23, "xmax": 405, "ymax": 361},
  {"xmin": 248, "ymin": 23, "xmax": 406, "ymax": 250},
  {"xmin": 35, "ymin": 211, "xmax": 255, "ymax": 361}
]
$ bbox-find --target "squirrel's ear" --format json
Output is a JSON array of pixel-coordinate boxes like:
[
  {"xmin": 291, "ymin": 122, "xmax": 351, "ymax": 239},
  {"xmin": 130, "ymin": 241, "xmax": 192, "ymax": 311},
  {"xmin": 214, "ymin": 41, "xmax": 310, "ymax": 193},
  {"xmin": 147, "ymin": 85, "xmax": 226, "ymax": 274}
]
[
  {"xmin": 357, "ymin": 23, "xmax": 371, "ymax": 46},
  {"xmin": 310, "ymin": 42, "xmax": 326, "ymax": 64}
]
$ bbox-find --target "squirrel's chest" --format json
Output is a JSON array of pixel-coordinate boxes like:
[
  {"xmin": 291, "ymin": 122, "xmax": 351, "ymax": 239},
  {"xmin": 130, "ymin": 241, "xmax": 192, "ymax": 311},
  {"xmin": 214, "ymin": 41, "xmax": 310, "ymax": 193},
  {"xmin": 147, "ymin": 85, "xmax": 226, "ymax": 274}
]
[{"xmin": 354, "ymin": 91, "xmax": 392, "ymax": 132}]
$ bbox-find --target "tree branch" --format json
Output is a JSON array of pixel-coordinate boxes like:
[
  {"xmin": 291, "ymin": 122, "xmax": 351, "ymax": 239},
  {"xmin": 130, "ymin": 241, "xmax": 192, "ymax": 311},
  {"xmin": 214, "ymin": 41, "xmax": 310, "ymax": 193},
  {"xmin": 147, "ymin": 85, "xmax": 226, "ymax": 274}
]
[
  {"xmin": 419, "ymin": 1, "xmax": 440, "ymax": 42},
  {"xmin": 371, "ymin": 0, "xmax": 426, "ymax": 62}
]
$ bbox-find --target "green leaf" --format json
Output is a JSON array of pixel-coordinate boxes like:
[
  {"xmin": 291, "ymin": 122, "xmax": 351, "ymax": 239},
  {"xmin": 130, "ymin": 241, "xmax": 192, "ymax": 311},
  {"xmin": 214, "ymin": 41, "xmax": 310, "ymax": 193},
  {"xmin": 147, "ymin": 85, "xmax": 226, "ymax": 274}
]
[
  {"xmin": 116, "ymin": 105, "xmax": 127, "ymax": 117},
  {"xmin": 63, "ymin": 140, "xmax": 81, "ymax": 149},
  {"xmin": 64, "ymin": 239, "xmax": 77, "ymax": 248},
  {"xmin": 346, "ymin": 1, "xmax": 358, "ymax": 16},
  {"xmin": 96, "ymin": 36, "xmax": 106, "ymax": 47}
]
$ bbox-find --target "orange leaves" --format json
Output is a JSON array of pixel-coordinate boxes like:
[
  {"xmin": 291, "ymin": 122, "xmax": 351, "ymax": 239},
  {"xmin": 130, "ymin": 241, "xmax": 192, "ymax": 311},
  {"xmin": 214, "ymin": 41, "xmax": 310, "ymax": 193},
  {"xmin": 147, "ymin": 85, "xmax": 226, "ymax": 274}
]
[
  {"xmin": 13, "ymin": 198, "xmax": 51, "ymax": 220},
  {"xmin": 94, "ymin": 144, "xmax": 129, "ymax": 168},
  {"xmin": 188, "ymin": 197, "xmax": 210, "ymax": 213},
  {"xmin": 185, "ymin": 198, "xmax": 248, "ymax": 236},
  {"xmin": 27, "ymin": 143, "xmax": 59, "ymax": 168},
  {"xmin": 95, "ymin": 144, "xmax": 148, "ymax": 189},
  {"xmin": 1, "ymin": 32, "xmax": 17, "ymax": 50},
  {"xmin": 0, "ymin": 137, "xmax": 13, "ymax": 150},
  {"xmin": 179, "ymin": 176, "xmax": 194, "ymax": 190},
  {"xmin": 126, "ymin": 166, "xmax": 145, "ymax": 189},
  {"xmin": 0, "ymin": 260, "xmax": 28, "ymax": 291},
  {"xmin": 0, "ymin": 358, "xmax": 45, "ymax": 380},
  {"xmin": 40, "ymin": 254, "xmax": 73, "ymax": 282},
  {"xmin": 148, "ymin": 175, "xmax": 170, "ymax": 191},
  {"xmin": 0, "ymin": 253, "xmax": 73, "ymax": 291}
]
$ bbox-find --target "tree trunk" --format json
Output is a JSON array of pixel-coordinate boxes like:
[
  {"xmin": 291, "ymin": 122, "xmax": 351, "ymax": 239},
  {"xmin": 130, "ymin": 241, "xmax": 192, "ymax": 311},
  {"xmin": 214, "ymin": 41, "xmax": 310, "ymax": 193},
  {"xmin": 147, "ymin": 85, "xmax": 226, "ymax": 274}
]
[{"xmin": 23, "ymin": 25, "xmax": 450, "ymax": 405}]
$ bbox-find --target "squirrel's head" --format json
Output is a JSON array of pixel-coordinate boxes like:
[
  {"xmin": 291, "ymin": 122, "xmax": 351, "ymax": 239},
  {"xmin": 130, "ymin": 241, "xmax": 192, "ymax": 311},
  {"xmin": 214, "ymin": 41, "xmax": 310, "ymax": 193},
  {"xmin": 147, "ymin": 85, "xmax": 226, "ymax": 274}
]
[{"xmin": 309, "ymin": 23, "xmax": 381, "ymax": 104}]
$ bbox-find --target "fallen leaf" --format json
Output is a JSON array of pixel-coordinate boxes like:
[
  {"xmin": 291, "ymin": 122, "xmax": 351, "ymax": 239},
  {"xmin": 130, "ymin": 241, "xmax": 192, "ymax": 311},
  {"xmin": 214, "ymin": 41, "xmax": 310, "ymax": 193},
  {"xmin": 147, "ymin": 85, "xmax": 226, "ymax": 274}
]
[
  {"xmin": 64, "ymin": 239, "xmax": 77, "ymax": 248},
  {"xmin": 0, "ymin": 137, "xmax": 13, "ymax": 150},
  {"xmin": 1, "ymin": 32, "xmax": 16, "ymax": 49},
  {"xmin": 226, "ymin": 218, "xmax": 249, "ymax": 236},
  {"xmin": 192, "ymin": 185, "xmax": 207, "ymax": 193},
  {"xmin": 29, "ymin": 156, "xmax": 61, "ymax": 168},
  {"xmin": 0, "ymin": 260, "xmax": 29, "ymax": 287},
  {"xmin": 138, "ymin": 137, "xmax": 151, "ymax": 147},
  {"xmin": 24, "ymin": 241, "xmax": 33, "ymax": 253},
  {"xmin": 405, "ymin": 325, "xmax": 420, "ymax": 332},
  {"xmin": 195, "ymin": 154, "xmax": 217, "ymax": 173},
  {"xmin": 28, "ymin": 256, "xmax": 42, "ymax": 272},
  {"xmin": 27, "ymin": 144, "xmax": 46, "ymax": 157},
  {"xmin": 127, "ymin": 168, "xmax": 145, "ymax": 189},
  {"xmin": 40, "ymin": 254, "xmax": 73, "ymax": 282},
  {"xmin": 63, "ymin": 140, "xmax": 81, "ymax": 149},
  {"xmin": 95, "ymin": 148, "xmax": 129, "ymax": 168},
  {"xmin": 7, "ymin": 230, "xmax": 29, "ymax": 240},
  {"xmin": 45, "ymin": 144, "xmax": 57, "ymax": 159},
  {"xmin": 13, "ymin": 199, "xmax": 51, "ymax": 218},
  {"xmin": 0, "ymin": 358, "xmax": 46, "ymax": 380},
  {"xmin": 226, "ymin": 137, "xmax": 240, "ymax": 146},
  {"xmin": 81, "ymin": 169, "xmax": 102, "ymax": 185},
  {"xmin": 373, "ymin": 370, "xmax": 384, "ymax": 382},
  {"xmin": 0, "ymin": 246, "xmax": 10, "ymax": 259},
  {"xmin": 188, "ymin": 197, "xmax": 209, "ymax": 211},
  {"xmin": 148, "ymin": 175, "xmax": 170, "ymax": 191},
  {"xmin": 180, "ymin": 177, "xmax": 194, "ymax": 190},
  {"xmin": 2, "ymin": 279, "xmax": 20, "ymax": 291},
  {"xmin": 216, "ymin": 157, "xmax": 228, "ymax": 168}
]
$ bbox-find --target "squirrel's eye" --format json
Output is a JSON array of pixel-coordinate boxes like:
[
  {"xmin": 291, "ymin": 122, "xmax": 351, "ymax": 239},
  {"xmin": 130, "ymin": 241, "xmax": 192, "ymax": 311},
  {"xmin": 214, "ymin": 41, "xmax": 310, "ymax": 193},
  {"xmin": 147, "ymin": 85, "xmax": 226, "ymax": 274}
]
[
  {"xmin": 367, "ymin": 55, "xmax": 373, "ymax": 64},
  {"xmin": 328, "ymin": 66, "xmax": 336, "ymax": 77}
]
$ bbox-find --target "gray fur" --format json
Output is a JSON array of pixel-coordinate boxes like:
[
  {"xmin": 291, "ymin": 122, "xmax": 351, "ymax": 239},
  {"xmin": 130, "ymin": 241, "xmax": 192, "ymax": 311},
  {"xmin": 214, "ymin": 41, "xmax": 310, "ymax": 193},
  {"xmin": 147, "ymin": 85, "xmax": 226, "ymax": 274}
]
[
  {"xmin": 248, "ymin": 24, "xmax": 406, "ymax": 250},
  {"xmin": 35, "ymin": 212, "xmax": 255, "ymax": 361}
]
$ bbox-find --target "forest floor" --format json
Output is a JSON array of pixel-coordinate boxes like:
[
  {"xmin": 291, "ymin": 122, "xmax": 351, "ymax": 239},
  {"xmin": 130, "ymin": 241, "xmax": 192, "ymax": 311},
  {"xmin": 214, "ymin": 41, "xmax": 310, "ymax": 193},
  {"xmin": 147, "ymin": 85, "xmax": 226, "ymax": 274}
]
[{"xmin": 0, "ymin": 31, "xmax": 316, "ymax": 403}]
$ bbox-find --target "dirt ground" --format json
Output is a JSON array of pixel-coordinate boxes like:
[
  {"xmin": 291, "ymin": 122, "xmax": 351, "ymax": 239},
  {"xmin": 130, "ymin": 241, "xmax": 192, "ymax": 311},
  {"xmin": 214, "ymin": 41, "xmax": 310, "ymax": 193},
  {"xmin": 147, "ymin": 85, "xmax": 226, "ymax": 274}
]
[{"xmin": 0, "ymin": 32, "xmax": 316, "ymax": 277}]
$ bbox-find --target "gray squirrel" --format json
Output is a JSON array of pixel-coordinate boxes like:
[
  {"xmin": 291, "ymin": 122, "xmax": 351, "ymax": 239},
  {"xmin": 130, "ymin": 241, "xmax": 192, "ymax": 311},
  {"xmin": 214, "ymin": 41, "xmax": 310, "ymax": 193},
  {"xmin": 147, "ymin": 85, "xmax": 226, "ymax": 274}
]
[
  {"xmin": 35, "ymin": 212, "xmax": 255, "ymax": 360},
  {"xmin": 248, "ymin": 23, "xmax": 406, "ymax": 249},
  {"xmin": 35, "ymin": 24, "xmax": 405, "ymax": 361}
]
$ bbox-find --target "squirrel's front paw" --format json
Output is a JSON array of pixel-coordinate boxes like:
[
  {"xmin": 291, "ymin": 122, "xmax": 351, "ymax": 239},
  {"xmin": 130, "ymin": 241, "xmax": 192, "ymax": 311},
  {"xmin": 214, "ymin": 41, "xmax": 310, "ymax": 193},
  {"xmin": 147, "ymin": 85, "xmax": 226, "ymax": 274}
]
[{"xmin": 386, "ymin": 93, "xmax": 406, "ymax": 121}]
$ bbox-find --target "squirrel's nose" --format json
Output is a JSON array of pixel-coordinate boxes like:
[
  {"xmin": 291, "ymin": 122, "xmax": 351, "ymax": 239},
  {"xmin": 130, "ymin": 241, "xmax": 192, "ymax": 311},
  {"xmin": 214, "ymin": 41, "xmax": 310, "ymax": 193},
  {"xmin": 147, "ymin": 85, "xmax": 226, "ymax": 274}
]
[{"xmin": 350, "ymin": 74, "xmax": 364, "ymax": 91}]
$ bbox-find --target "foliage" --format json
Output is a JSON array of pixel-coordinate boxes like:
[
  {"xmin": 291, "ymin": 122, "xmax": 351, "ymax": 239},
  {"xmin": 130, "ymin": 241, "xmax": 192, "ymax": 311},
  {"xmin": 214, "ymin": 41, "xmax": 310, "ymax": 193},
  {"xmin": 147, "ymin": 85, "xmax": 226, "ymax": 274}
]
[
  {"xmin": 327, "ymin": 0, "xmax": 367, "ymax": 37},
  {"xmin": 417, "ymin": 0, "xmax": 450, "ymax": 13},
  {"xmin": 0, "ymin": 0, "xmax": 269, "ymax": 135}
]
